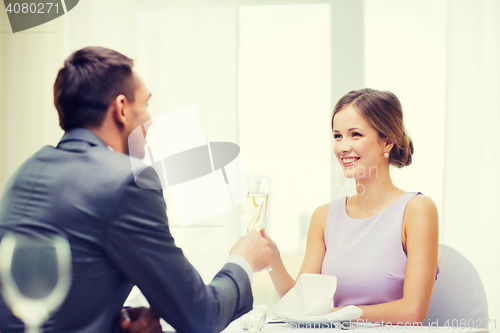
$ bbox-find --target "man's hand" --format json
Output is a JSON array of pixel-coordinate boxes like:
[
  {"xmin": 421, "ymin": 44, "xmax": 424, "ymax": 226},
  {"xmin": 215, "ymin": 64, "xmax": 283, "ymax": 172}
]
[
  {"xmin": 230, "ymin": 229, "xmax": 272, "ymax": 272},
  {"xmin": 118, "ymin": 307, "xmax": 163, "ymax": 333}
]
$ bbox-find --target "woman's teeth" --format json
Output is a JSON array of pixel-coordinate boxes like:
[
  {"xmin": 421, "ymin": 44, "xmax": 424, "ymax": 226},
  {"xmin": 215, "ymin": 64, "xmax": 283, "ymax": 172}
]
[{"xmin": 343, "ymin": 158, "xmax": 358, "ymax": 163}]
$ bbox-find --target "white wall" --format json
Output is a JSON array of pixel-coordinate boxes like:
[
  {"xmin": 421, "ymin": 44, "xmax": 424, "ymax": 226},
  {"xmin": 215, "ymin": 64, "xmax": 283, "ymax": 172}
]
[
  {"xmin": 443, "ymin": 0, "xmax": 500, "ymax": 323},
  {"xmin": 0, "ymin": 13, "xmax": 65, "ymax": 189},
  {"xmin": 239, "ymin": 3, "xmax": 332, "ymax": 254},
  {"xmin": 364, "ymin": 0, "xmax": 447, "ymax": 219}
]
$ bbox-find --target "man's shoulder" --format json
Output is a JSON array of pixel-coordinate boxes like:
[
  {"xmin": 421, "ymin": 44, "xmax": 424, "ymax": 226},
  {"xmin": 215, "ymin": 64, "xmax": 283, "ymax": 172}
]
[
  {"xmin": 52, "ymin": 142, "xmax": 138, "ymax": 181},
  {"xmin": 7, "ymin": 140, "xmax": 162, "ymax": 203},
  {"xmin": 92, "ymin": 149, "xmax": 164, "ymax": 193},
  {"xmin": 24, "ymin": 142, "xmax": 156, "ymax": 193}
]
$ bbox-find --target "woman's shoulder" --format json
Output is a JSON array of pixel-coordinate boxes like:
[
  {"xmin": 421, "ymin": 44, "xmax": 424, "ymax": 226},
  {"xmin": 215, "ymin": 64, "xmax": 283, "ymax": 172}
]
[
  {"xmin": 313, "ymin": 202, "xmax": 331, "ymax": 217},
  {"xmin": 404, "ymin": 193, "xmax": 439, "ymax": 227},
  {"xmin": 311, "ymin": 197, "xmax": 347, "ymax": 224},
  {"xmin": 406, "ymin": 193, "xmax": 437, "ymax": 212},
  {"xmin": 310, "ymin": 202, "xmax": 332, "ymax": 230}
]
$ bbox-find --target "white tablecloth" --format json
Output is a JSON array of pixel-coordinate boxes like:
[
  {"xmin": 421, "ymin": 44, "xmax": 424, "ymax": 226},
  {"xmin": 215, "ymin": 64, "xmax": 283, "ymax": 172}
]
[{"xmin": 221, "ymin": 320, "xmax": 491, "ymax": 333}]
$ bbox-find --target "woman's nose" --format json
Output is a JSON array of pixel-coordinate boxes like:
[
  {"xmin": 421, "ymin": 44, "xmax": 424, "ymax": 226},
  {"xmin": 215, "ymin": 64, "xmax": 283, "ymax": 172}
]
[{"xmin": 338, "ymin": 141, "xmax": 351, "ymax": 154}]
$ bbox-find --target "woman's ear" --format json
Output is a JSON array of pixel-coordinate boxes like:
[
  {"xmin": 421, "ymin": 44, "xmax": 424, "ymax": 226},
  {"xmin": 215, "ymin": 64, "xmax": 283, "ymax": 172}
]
[{"xmin": 385, "ymin": 137, "xmax": 395, "ymax": 152}]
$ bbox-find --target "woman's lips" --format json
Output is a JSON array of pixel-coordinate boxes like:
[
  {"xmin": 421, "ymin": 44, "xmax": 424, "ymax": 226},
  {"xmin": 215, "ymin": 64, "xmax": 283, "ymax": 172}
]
[{"xmin": 342, "ymin": 157, "xmax": 360, "ymax": 167}]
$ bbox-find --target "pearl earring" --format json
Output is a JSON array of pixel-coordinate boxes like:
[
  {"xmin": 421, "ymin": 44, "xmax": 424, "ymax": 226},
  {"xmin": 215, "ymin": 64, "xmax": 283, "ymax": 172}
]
[{"xmin": 384, "ymin": 152, "xmax": 389, "ymax": 159}]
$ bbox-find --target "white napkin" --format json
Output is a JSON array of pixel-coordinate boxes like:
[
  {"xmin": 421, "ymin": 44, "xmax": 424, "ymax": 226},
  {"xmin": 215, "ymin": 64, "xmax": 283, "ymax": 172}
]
[{"xmin": 273, "ymin": 273, "xmax": 362, "ymax": 321}]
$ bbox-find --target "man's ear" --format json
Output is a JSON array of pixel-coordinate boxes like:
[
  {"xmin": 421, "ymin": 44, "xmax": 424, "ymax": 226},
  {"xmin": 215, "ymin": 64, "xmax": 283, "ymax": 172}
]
[{"xmin": 110, "ymin": 94, "xmax": 128, "ymax": 127}]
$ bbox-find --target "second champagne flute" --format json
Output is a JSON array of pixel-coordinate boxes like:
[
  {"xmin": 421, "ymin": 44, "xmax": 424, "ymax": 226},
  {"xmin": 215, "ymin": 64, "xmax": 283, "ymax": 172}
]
[{"xmin": 0, "ymin": 232, "xmax": 72, "ymax": 333}]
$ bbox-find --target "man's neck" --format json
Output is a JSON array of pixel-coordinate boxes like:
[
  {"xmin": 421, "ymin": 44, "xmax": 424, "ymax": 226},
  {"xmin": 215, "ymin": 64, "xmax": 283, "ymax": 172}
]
[{"xmin": 88, "ymin": 124, "xmax": 126, "ymax": 154}]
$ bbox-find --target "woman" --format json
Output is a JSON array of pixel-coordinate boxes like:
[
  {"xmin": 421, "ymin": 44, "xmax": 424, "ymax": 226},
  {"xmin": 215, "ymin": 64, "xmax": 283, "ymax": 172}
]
[{"xmin": 267, "ymin": 88, "xmax": 439, "ymax": 324}]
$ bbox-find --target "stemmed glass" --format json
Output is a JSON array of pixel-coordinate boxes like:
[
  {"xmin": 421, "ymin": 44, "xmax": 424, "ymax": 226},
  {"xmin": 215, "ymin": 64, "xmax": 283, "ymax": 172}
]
[
  {"xmin": 0, "ymin": 232, "xmax": 72, "ymax": 333},
  {"xmin": 242, "ymin": 177, "xmax": 269, "ymax": 232},
  {"xmin": 242, "ymin": 176, "xmax": 271, "ymax": 272}
]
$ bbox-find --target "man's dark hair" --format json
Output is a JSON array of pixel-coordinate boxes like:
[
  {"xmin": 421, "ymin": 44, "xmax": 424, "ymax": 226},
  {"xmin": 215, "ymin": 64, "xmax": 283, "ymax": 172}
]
[{"xmin": 53, "ymin": 46, "xmax": 136, "ymax": 131}]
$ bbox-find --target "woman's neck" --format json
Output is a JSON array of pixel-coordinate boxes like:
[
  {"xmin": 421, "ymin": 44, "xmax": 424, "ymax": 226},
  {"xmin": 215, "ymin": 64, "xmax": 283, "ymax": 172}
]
[{"xmin": 349, "ymin": 167, "xmax": 403, "ymax": 215}]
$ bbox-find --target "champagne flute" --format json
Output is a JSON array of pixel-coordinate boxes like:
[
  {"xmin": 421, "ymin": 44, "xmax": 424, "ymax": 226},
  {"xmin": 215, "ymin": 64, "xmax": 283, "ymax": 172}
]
[
  {"xmin": 242, "ymin": 177, "xmax": 269, "ymax": 232},
  {"xmin": 242, "ymin": 177, "xmax": 271, "ymax": 272},
  {"xmin": 0, "ymin": 232, "xmax": 72, "ymax": 333}
]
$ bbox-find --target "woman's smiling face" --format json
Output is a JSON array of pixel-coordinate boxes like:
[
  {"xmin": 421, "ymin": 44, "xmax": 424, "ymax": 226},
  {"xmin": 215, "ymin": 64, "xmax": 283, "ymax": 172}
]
[{"xmin": 333, "ymin": 104, "xmax": 391, "ymax": 179}]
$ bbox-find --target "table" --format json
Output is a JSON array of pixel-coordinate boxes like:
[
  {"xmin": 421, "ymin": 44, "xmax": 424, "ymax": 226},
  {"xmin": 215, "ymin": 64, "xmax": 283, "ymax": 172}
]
[{"xmin": 221, "ymin": 320, "xmax": 491, "ymax": 332}]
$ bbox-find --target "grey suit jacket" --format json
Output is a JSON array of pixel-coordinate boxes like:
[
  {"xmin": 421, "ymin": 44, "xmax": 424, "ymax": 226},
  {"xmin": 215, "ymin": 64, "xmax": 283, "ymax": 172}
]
[{"xmin": 0, "ymin": 128, "xmax": 253, "ymax": 333}]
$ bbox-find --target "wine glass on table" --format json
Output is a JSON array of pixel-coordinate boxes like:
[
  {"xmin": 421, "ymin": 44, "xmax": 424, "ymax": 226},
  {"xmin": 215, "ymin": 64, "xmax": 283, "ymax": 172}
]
[
  {"xmin": 242, "ymin": 176, "xmax": 271, "ymax": 272},
  {"xmin": 0, "ymin": 232, "xmax": 72, "ymax": 333}
]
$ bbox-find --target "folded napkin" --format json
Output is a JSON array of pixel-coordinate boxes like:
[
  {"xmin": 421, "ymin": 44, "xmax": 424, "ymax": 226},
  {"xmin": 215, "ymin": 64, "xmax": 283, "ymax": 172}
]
[{"xmin": 273, "ymin": 273, "xmax": 362, "ymax": 321}]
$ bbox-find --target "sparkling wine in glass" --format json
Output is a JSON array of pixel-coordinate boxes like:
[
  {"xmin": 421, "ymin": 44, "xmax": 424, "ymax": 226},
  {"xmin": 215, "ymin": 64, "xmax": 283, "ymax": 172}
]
[
  {"xmin": 242, "ymin": 177, "xmax": 272, "ymax": 272},
  {"xmin": 242, "ymin": 177, "xmax": 269, "ymax": 232},
  {"xmin": 0, "ymin": 232, "xmax": 72, "ymax": 333}
]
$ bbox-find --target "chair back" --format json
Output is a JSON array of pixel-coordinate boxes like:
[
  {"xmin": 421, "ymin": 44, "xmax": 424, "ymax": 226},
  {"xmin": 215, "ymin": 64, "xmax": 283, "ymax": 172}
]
[{"xmin": 424, "ymin": 244, "xmax": 488, "ymax": 328}]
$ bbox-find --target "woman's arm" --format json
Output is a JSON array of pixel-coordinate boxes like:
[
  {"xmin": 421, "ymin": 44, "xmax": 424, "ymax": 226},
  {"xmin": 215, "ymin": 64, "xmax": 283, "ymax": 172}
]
[
  {"xmin": 353, "ymin": 195, "xmax": 439, "ymax": 324},
  {"xmin": 267, "ymin": 203, "xmax": 330, "ymax": 298}
]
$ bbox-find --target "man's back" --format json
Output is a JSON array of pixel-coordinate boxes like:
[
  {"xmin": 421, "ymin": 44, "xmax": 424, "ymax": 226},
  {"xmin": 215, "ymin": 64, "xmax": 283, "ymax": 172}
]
[
  {"xmin": 0, "ymin": 128, "xmax": 147, "ymax": 332},
  {"xmin": 0, "ymin": 128, "xmax": 253, "ymax": 333}
]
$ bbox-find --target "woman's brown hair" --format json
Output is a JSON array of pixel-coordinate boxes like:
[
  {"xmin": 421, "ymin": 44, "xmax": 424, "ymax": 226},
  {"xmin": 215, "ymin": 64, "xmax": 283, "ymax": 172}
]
[{"xmin": 331, "ymin": 88, "xmax": 413, "ymax": 168}]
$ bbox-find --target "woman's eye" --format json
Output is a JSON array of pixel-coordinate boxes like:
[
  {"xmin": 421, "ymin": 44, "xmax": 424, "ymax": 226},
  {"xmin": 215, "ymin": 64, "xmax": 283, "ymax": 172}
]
[
  {"xmin": 334, "ymin": 134, "xmax": 342, "ymax": 139},
  {"xmin": 352, "ymin": 132, "xmax": 362, "ymax": 137}
]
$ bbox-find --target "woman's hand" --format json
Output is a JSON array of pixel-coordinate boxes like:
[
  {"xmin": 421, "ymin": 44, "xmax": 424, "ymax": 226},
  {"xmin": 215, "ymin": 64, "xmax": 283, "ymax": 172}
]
[
  {"xmin": 260, "ymin": 228, "xmax": 279, "ymax": 267},
  {"xmin": 329, "ymin": 306, "xmax": 345, "ymax": 313}
]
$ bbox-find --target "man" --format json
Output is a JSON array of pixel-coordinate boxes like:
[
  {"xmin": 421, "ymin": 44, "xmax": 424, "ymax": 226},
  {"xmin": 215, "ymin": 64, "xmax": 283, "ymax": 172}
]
[{"xmin": 0, "ymin": 46, "xmax": 271, "ymax": 333}]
